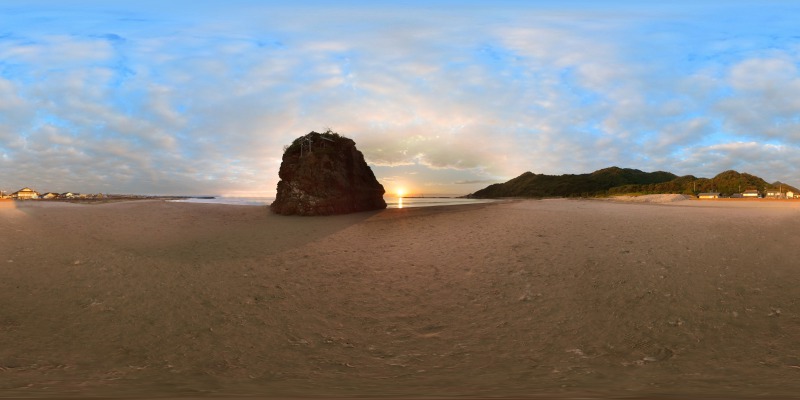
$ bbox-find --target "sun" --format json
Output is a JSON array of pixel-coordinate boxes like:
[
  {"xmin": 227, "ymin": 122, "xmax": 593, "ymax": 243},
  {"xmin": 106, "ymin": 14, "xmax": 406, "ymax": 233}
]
[{"xmin": 396, "ymin": 188, "xmax": 406, "ymax": 197}]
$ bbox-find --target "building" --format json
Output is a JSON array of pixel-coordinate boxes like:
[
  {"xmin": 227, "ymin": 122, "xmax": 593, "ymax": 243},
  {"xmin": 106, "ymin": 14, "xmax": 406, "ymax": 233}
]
[
  {"xmin": 698, "ymin": 192, "xmax": 720, "ymax": 199},
  {"xmin": 788, "ymin": 191, "xmax": 795, "ymax": 199},
  {"xmin": 765, "ymin": 189, "xmax": 783, "ymax": 199},
  {"xmin": 12, "ymin": 187, "xmax": 39, "ymax": 200},
  {"xmin": 743, "ymin": 189, "xmax": 760, "ymax": 198},
  {"xmin": 40, "ymin": 192, "xmax": 59, "ymax": 199}
]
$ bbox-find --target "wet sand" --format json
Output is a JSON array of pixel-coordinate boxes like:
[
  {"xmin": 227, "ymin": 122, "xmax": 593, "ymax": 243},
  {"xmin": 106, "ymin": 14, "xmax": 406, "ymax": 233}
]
[{"xmin": 1, "ymin": 198, "xmax": 800, "ymax": 399}]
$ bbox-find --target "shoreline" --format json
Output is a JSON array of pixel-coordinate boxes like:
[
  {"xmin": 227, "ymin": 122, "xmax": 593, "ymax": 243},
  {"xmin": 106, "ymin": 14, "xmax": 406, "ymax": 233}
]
[{"xmin": 8, "ymin": 192, "xmax": 799, "ymax": 209}]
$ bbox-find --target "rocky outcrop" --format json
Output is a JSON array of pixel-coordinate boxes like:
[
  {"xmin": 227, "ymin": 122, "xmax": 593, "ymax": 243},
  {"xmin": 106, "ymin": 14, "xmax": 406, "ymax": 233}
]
[{"xmin": 271, "ymin": 131, "xmax": 386, "ymax": 215}]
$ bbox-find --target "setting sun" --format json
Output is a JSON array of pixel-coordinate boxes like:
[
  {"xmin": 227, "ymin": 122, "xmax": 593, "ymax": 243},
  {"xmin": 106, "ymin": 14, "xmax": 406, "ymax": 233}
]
[{"xmin": 396, "ymin": 188, "xmax": 406, "ymax": 197}]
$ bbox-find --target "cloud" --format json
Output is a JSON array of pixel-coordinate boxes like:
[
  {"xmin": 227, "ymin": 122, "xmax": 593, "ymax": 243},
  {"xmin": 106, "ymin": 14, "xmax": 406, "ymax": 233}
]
[
  {"xmin": 0, "ymin": 34, "xmax": 113, "ymax": 69},
  {"xmin": 3, "ymin": 2, "xmax": 800, "ymax": 195},
  {"xmin": 673, "ymin": 141, "xmax": 800, "ymax": 183},
  {"xmin": 454, "ymin": 179, "xmax": 498, "ymax": 185},
  {"xmin": 0, "ymin": 78, "xmax": 33, "ymax": 144},
  {"xmin": 714, "ymin": 54, "xmax": 800, "ymax": 140}
]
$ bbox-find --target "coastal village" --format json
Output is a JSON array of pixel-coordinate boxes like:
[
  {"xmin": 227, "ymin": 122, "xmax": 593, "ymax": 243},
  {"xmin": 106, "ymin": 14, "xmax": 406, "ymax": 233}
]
[
  {"xmin": 697, "ymin": 188, "xmax": 798, "ymax": 199},
  {"xmin": 0, "ymin": 187, "xmax": 104, "ymax": 200},
  {"xmin": 0, "ymin": 187, "xmax": 180, "ymax": 201}
]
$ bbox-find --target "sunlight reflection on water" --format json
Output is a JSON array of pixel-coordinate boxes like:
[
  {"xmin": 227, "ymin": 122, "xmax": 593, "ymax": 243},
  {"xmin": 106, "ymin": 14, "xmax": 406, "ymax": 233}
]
[
  {"xmin": 172, "ymin": 196, "xmax": 495, "ymax": 209},
  {"xmin": 384, "ymin": 197, "xmax": 495, "ymax": 209}
]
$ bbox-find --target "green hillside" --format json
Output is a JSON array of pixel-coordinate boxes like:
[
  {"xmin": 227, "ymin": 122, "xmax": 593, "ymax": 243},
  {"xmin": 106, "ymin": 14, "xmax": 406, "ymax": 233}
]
[
  {"xmin": 469, "ymin": 168, "xmax": 799, "ymax": 198},
  {"xmin": 470, "ymin": 167, "xmax": 677, "ymax": 198}
]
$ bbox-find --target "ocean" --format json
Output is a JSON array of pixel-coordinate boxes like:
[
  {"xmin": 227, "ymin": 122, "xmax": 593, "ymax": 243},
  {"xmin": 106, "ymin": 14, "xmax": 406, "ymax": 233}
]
[
  {"xmin": 171, "ymin": 197, "xmax": 275, "ymax": 206},
  {"xmin": 170, "ymin": 196, "xmax": 495, "ymax": 209},
  {"xmin": 383, "ymin": 197, "xmax": 496, "ymax": 208}
]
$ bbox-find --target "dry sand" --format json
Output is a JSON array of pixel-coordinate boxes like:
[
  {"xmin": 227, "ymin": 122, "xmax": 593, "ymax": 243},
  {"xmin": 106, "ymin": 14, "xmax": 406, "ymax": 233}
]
[
  {"xmin": 608, "ymin": 194, "xmax": 694, "ymax": 203},
  {"xmin": 1, "ymin": 198, "xmax": 800, "ymax": 399}
]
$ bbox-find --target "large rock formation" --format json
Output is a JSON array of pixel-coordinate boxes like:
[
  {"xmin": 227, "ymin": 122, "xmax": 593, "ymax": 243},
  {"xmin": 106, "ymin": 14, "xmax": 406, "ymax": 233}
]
[{"xmin": 271, "ymin": 131, "xmax": 386, "ymax": 215}]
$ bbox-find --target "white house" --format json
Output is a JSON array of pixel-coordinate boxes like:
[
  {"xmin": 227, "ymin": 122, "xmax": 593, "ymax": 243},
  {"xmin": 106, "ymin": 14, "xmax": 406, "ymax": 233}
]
[
  {"xmin": 12, "ymin": 187, "xmax": 39, "ymax": 200},
  {"xmin": 743, "ymin": 189, "xmax": 760, "ymax": 198}
]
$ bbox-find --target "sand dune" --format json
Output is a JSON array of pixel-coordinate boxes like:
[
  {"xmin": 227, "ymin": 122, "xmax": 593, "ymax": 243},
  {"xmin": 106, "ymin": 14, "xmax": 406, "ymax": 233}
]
[{"xmin": 1, "ymin": 199, "xmax": 800, "ymax": 398}]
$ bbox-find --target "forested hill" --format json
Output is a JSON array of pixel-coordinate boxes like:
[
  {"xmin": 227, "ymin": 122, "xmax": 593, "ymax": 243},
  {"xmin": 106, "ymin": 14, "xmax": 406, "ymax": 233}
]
[{"xmin": 468, "ymin": 167, "xmax": 800, "ymax": 198}]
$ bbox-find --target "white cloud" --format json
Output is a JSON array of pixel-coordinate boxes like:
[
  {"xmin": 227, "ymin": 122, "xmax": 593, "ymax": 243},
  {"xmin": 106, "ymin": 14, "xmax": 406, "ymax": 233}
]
[
  {"xmin": 673, "ymin": 141, "xmax": 800, "ymax": 183},
  {"xmin": 714, "ymin": 53, "xmax": 800, "ymax": 140},
  {"xmin": 729, "ymin": 56, "xmax": 799, "ymax": 92},
  {"xmin": 3, "ymin": 2, "xmax": 800, "ymax": 195},
  {"xmin": 0, "ymin": 35, "xmax": 112, "ymax": 67},
  {"xmin": 0, "ymin": 78, "xmax": 33, "ymax": 144}
]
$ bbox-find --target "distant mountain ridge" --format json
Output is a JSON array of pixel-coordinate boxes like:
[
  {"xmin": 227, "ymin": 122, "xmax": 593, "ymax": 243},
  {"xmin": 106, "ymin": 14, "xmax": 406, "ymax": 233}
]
[{"xmin": 468, "ymin": 167, "xmax": 800, "ymax": 198}]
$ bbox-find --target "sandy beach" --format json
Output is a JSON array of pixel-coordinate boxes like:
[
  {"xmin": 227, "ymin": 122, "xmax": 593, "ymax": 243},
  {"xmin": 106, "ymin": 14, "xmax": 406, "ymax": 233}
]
[{"xmin": 1, "ymin": 197, "xmax": 800, "ymax": 399}]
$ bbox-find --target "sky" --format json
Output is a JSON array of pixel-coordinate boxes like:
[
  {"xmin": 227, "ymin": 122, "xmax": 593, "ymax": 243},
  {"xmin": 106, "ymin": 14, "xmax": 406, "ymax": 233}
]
[{"xmin": 2, "ymin": 1, "xmax": 800, "ymax": 196}]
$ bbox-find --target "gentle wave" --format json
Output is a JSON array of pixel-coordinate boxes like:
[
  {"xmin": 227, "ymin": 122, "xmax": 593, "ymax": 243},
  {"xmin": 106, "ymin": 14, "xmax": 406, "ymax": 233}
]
[
  {"xmin": 384, "ymin": 197, "xmax": 496, "ymax": 208},
  {"xmin": 170, "ymin": 197, "xmax": 274, "ymax": 206},
  {"xmin": 171, "ymin": 196, "xmax": 495, "ymax": 208}
]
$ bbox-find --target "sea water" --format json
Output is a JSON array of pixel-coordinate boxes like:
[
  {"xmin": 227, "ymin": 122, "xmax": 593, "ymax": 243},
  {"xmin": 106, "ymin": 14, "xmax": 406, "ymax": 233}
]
[
  {"xmin": 383, "ymin": 197, "xmax": 496, "ymax": 208},
  {"xmin": 171, "ymin": 196, "xmax": 495, "ymax": 208},
  {"xmin": 170, "ymin": 197, "xmax": 275, "ymax": 206}
]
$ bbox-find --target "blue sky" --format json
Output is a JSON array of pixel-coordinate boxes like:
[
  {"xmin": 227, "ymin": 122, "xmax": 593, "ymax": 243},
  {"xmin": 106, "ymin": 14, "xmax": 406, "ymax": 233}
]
[{"xmin": 2, "ymin": 1, "xmax": 800, "ymax": 196}]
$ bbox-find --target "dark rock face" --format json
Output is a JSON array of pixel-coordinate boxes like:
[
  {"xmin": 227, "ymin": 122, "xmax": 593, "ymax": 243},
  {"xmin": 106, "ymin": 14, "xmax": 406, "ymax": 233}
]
[{"xmin": 271, "ymin": 131, "xmax": 386, "ymax": 215}]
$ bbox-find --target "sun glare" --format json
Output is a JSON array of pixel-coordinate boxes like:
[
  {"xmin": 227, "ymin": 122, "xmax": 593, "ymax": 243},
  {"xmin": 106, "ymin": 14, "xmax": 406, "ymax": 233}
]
[{"xmin": 396, "ymin": 188, "xmax": 406, "ymax": 197}]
